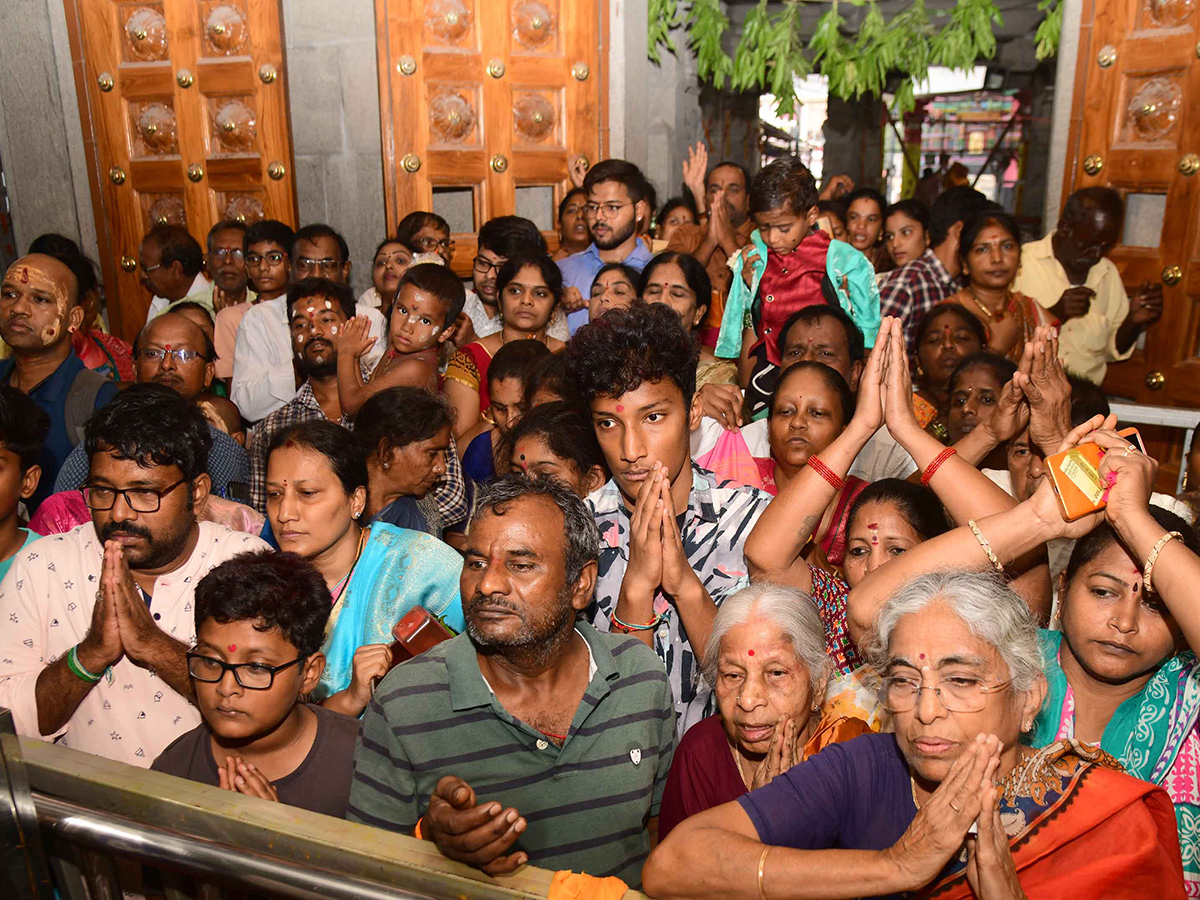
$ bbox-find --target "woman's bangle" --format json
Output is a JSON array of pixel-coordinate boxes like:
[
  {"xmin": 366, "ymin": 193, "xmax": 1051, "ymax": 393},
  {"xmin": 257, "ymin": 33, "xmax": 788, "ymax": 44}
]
[
  {"xmin": 807, "ymin": 456, "xmax": 845, "ymax": 491},
  {"xmin": 1143, "ymin": 531, "xmax": 1181, "ymax": 594},
  {"xmin": 66, "ymin": 645, "xmax": 103, "ymax": 684},
  {"xmin": 612, "ymin": 612, "xmax": 664, "ymax": 633},
  {"xmin": 414, "ymin": 816, "xmax": 425, "ymax": 840},
  {"xmin": 968, "ymin": 520, "xmax": 1004, "ymax": 573},
  {"xmin": 920, "ymin": 447, "xmax": 957, "ymax": 486},
  {"xmin": 757, "ymin": 846, "xmax": 772, "ymax": 900}
]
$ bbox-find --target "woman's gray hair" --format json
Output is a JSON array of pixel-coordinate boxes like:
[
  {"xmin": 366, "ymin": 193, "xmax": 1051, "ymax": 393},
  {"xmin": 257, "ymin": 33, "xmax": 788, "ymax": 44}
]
[
  {"xmin": 701, "ymin": 583, "xmax": 830, "ymax": 698},
  {"xmin": 864, "ymin": 569, "xmax": 1044, "ymax": 694}
]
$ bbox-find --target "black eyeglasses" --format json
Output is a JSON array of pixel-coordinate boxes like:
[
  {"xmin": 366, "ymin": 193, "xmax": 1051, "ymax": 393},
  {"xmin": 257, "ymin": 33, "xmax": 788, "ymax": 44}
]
[
  {"xmin": 472, "ymin": 255, "xmax": 505, "ymax": 275},
  {"xmin": 246, "ymin": 251, "xmax": 287, "ymax": 266},
  {"xmin": 415, "ymin": 236, "xmax": 453, "ymax": 251},
  {"xmin": 186, "ymin": 652, "xmax": 305, "ymax": 690},
  {"xmin": 83, "ymin": 478, "xmax": 188, "ymax": 513},
  {"xmin": 295, "ymin": 256, "xmax": 341, "ymax": 274}
]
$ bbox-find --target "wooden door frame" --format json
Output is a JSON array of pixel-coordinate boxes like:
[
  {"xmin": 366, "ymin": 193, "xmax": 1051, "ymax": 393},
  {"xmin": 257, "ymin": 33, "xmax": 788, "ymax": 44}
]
[
  {"xmin": 59, "ymin": 0, "xmax": 299, "ymax": 343},
  {"xmin": 373, "ymin": 0, "xmax": 610, "ymax": 273}
]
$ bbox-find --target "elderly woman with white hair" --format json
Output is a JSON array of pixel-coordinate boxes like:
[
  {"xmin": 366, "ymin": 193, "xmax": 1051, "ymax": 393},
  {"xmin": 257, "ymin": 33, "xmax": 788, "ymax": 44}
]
[
  {"xmin": 657, "ymin": 584, "xmax": 871, "ymax": 839},
  {"xmin": 643, "ymin": 569, "xmax": 1185, "ymax": 900}
]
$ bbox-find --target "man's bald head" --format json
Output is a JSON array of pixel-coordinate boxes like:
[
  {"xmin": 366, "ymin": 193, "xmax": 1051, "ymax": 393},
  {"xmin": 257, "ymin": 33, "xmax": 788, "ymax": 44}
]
[
  {"xmin": 0, "ymin": 254, "xmax": 85, "ymax": 351},
  {"xmin": 133, "ymin": 313, "xmax": 215, "ymax": 400}
]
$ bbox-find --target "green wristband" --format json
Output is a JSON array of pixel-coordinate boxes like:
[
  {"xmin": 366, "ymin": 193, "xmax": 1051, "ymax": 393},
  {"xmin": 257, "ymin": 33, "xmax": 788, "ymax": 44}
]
[{"xmin": 67, "ymin": 645, "xmax": 103, "ymax": 684}]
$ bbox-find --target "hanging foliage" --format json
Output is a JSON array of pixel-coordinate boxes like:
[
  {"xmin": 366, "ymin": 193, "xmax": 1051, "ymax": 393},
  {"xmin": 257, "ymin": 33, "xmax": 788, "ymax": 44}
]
[{"xmin": 650, "ymin": 0, "xmax": 1061, "ymax": 115}]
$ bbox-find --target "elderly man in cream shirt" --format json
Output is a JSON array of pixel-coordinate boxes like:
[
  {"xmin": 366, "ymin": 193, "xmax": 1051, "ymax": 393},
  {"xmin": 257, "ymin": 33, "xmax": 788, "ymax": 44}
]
[{"xmin": 1014, "ymin": 186, "xmax": 1163, "ymax": 385}]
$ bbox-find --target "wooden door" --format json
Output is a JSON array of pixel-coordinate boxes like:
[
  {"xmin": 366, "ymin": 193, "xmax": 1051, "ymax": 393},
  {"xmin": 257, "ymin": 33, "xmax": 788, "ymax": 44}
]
[
  {"xmin": 1064, "ymin": 0, "xmax": 1200, "ymax": 486},
  {"xmin": 375, "ymin": 0, "xmax": 606, "ymax": 276},
  {"xmin": 63, "ymin": 1, "xmax": 297, "ymax": 342}
]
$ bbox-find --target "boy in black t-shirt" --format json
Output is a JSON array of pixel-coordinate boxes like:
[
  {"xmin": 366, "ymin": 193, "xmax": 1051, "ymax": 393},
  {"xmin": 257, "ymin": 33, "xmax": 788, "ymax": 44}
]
[{"xmin": 153, "ymin": 550, "xmax": 360, "ymax": 818}]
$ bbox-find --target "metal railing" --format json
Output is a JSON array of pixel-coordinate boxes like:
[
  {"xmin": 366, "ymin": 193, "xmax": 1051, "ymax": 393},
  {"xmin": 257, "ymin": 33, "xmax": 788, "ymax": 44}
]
[{"xmin": 0, "ymin": 711, "xmax": 646, "ymax": 900}]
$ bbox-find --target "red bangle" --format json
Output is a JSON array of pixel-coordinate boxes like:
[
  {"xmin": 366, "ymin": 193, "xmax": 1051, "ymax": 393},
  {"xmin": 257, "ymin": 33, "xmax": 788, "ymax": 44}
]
[
  {"xmin": 807, "ymin": 455, "xmax": 845, "ymax": 491},
  {"xmin": 414, "ymin": 817, "xmax": 425, "ymax": 840},
  {"xmin": 920, "ymin": 447, "xmax": 957, "ymax": 486}
]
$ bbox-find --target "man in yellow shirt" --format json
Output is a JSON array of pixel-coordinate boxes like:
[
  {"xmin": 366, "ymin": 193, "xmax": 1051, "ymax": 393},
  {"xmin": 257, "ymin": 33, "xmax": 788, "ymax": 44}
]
[{"xmin": 1014, "ymin": 186, "xmax": 1162, "ymax": 384}]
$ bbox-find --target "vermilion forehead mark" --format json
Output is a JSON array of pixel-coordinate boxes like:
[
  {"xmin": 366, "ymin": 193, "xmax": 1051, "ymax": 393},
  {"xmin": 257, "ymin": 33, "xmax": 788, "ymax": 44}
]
[
  {"xmin": 747, "ymin": 649, "xmax": 755, "ymax": 656},
  {"xmin": 20, "ymin": 267, "xmax": 28, "ymax": 284},
  {"xmin": 868, "ymin": 522, "xmax": 879, "ymax": 545},
  {"xmin": 227, "ymin": 644, "xmax": 237, "ymax": 652},
  {"xmin": 615, "ymin": 404, "xmax": 624, "ymax": 412},
  {"xmin": 919, "ymin": 653, "xmax": 925, "ymax": 660}
]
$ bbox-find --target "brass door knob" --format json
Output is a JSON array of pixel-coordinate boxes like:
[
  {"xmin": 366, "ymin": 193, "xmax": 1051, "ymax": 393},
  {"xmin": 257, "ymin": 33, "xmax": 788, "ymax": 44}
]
[
  {"xmin": 401, "ymin": 153, "xmax": 421, "ymax": 173},
  {"xmin": 1097, "ymin": 45, "xmax": 1117, "ymax": 67},
  {"xmin": 187, "ymin": 164, "xmax": 204, "ymax": 182},
  {"xmin": 109, "ymin": 166, "xmax": 126, "ymax": 185},
  {"xmin": 1163, "ymin": 265, "xmax": 1183, "ymax": 286},
  {"xmin": 97, "ymin": 72, "xmax": 114, "ymax": 92},
  {"xmin": 1145, "ymin": 370, "xmax": 1166, "ymax": 391},
  {"xmin": 267, "ymin": 161, "xmax": 286, "ymax": 180},
  {"xmin": 1180, "ymin": 154, "xmax": 1200, "ymax": 177},
  {"xmin": 398, "ymin": 56, "xmax": 416, "ymax": 76},
  {"xmin": 258, "ymin": 64, "xmax": 277, "ymax": 84},
  {"xmin": 1083, "ymin": 154, "xmax": 1104, "ymax": 176},
  {"xmin": 120, "ymin": 255, "xmax": 137, "ymax": 272},
  {"xmin": 487, "ymin": 59, "xmax": 506, "ymax": 78},
  {"xmin": 491, "ymin": 154, "xmax": 508, "ymax": 173},
  {"xmin": 176, "ymin": 69, "xmax": 193, "ymax": 88},
  {"xmin": 572, "ymin": 62, "xmax": 590, "ymax": 81}
]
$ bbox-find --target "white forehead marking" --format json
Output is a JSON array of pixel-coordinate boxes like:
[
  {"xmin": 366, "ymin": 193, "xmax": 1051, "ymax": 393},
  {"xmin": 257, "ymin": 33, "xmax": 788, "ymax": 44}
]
[
  {"xmin": 330, "ymin": 325, "xmax": 338, "ymax": 335},
  {"xmin": 325, "ymin": 300, "xmax": 332, "ymax": 309}
]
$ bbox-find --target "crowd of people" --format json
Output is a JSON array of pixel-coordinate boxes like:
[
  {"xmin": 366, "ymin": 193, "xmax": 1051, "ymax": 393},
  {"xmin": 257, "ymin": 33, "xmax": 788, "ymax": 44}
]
[{"xmin": 0, "ymin": 142, "xmax": 1192, "ymax": 898}]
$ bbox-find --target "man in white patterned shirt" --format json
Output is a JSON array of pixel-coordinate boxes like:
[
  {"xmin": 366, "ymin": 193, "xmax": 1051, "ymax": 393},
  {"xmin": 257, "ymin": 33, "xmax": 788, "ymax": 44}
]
[
  {"xmin": 566, "ymin": 303, "xmax": 769, "ymax": 733},
  {"xmin": 0, "ymin": 385, "xmax": 268, "ymax": 767}
]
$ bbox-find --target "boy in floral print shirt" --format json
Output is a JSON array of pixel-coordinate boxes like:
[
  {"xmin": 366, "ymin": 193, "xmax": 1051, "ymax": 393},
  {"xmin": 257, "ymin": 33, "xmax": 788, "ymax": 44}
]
[{"xmin": 566, "ymin": 303, "xmax": 770, "ymax": 733}]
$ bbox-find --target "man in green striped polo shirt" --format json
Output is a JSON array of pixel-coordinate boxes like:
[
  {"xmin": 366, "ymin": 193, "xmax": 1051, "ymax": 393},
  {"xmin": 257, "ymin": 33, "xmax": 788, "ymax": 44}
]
[{"xmin": 348, "ymin": 474, "xmax": 675, "ymax": 887}]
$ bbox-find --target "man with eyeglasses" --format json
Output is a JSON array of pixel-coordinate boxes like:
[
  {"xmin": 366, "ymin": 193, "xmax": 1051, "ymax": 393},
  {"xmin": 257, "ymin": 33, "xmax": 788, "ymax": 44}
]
[
  {"xmin": 158, "ymin": 221, "xmax": 255, "ymax": 324},
  {"xmin": 462, "ymin": 216, "xmax": 569, "ymax": 343},
  {"xmin": 0, "ymin": 384, "xmax": 268, "ymax": 767},
  {"xmin": 0, "ymin": 254, "xmax": 120, "ymax": 511},
  {"xmin": 231, "ymin": 224, "xmax": 385, "ymax": 422},
  {"xmin": 53, "ymin": 314, "xmax": 250, "ymax": 499},
  {"xmin": 138, "ymin": 225, "xmax": 211, "ymax": 326},
  {"xmin": 557, "ymin": 159, "xmax": 655, "ymax": 334}
]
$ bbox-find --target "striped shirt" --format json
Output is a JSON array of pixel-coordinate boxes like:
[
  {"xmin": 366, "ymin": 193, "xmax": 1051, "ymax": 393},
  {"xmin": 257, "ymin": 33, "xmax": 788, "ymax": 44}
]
[
  {"xmin": 347, "ymin": 622, "xmax": 675, "ymax": 887},
  {"xmin": 587, "ymin": 466, "xmax": 770, "ymax": 732}
]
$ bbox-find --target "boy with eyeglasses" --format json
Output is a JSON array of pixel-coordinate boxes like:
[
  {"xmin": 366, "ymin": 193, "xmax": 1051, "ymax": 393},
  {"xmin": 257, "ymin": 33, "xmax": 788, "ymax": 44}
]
[
  {"xmin": 153, "ymin": 550, "xmax": 360, "ymax": 816},
  {"xmin": 213, "ymin": 219, "xmax": 294, "ymax": 382}
]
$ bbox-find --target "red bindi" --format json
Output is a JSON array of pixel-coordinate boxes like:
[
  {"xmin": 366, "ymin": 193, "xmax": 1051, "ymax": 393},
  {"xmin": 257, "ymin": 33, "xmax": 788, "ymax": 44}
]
[
  {"xmin": 615, "ymin": 404, "xmax": 624, "ymax": 412},
  {"xmin": 919, "ymin": 653, "xmax": 925, "ymax": 660},
  {"xmin": 747, "ymin": 649, "xmax": 755, "ymax": 656},
  {"xmin": 227, "ymin": 644, "xmax": 237, "ymax": 652},
  {"xmin": 20, "ymin": 267, "xmax": 28, "ymax": 284}
]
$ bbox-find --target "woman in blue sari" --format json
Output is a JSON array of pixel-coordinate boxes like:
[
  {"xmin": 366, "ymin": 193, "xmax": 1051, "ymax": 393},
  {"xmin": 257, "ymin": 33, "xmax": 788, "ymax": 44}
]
[{"xmin": 265, "ymin": 420, "xmax": 464, "ymax": 717}]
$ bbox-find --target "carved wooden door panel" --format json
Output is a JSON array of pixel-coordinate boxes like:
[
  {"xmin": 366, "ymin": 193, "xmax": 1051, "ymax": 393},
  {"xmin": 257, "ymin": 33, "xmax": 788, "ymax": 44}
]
[
  {"xmin": 1064, "ymin": 0, "xmax": 1200, "ymax": 483},
  {"xmin": 63, "ymin": 1, "xmax": 296, "ymax": 341},
  {"xmin": 376, "ymin": 0, "xmax": 605, "ymax": 275}
]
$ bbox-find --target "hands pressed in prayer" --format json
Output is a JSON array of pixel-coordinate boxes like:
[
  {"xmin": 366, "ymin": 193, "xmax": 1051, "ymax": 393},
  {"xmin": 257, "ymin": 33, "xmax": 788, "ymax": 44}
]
[
  {"xmin": 658, "ymin": 472, "xmax": 701, "ymax": 601},
  {"xmin": 105, "ymin": 539, "xmax": 167, "ymax": 666},
  {"xmin": 965, "ymin": 764, "xmax": 1026, "ymax": 900},
  {"xmin": 75, "ymin": 545, "xmax": 125, "ymax": 675},
  {"xmin": 424, "ymin": 775, "xmax": 528, "ymax": 876},
  {"xmin": 885, "ymin": 734, "xmax": 1002, "ymax": 889},
  {"xmin": 218, "ymin": 756, "xmax": 280, "ymax": 802},
  {"xmin": 1014, "ymin": 327, "xmax": 1071, "ymax": 454},
  {"xmin": 623, "ymin": 462, "xmax": 668, "ymax": 601},
  {"xmin": 748, "ymin": 717, "xmax": 800, "ymax": 791}
]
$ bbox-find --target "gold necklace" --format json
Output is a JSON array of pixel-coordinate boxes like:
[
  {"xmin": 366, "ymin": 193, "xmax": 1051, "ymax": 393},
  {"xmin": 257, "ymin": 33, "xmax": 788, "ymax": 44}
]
[
  {"xmin": 966, "ymin": 287, "xmax": 1010, "ymax": 323},
  {"xmin": 910, "ymin": 773, "xmax": 922, "ymax": 810},
  {"xmin": 731, "ymin": 743, "xmax": 751, "ymax": 789}
]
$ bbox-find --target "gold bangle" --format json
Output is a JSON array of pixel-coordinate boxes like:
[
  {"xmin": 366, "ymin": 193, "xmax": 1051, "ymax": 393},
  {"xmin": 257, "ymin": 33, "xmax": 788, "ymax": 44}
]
[
  {"xmin": 757, "ymin": 846, "xmax": 772, "ymax": 900},
  {"xmin": 1143, "ymin": 531, "xmax": 1181, "ymax": 594},
  {"xmin": 968, "ymin": 519, "xmax": 1004, "ymax": 573}
]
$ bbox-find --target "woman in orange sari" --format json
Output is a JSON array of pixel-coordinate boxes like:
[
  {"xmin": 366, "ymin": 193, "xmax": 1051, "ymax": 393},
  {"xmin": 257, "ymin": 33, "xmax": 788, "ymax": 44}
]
[
  {"xmin": 943, "ymin": 210, "xmax": 1049, "ymax": 364},
  {"xmin": 644, "ymin": 568, "xmax": 1184, "ymax": 899},
  {"xmin": 658, "ymin": 583, "xmax": 871, "ymax": 839}
]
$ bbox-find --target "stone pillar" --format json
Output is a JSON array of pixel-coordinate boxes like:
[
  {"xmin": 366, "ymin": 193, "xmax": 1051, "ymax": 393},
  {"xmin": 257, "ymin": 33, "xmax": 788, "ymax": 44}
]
[
  {"xmin": 282, "ymin": 1, "xmax": 386, "ymax": 296},
  {"xmin": 822, "ymin": 94, "xmax": 886, "ymax": 190}
]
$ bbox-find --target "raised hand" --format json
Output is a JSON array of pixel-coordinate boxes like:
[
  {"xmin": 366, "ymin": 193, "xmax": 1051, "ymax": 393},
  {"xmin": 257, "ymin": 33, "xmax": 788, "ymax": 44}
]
[
  {"xmin": 567, "ymin": 155, "xmax": 589, "ymax": 189},
  {"xmin": 979, "ymin": 376, "xmax": 1029, "ymax": 449},
  {"xmin": 424, "ymin": 776, "xmax": 528, "ymax": 875},
  {"xmin": 623, "ymin": 463, "xmax": 667, "ymax": 599},
  {"xmin": 335, "ymin": 316, "xmax": 376, "ymax": 360},
  {"xmin": 820, "ymin": 174, "xmax": 854, "ymax": 201},
  {"xmin": 76, "ymin": 552, "xmax": 124, "ymax": 674},
  {"xmin": 1014, "ymin": 327, "xmax": 1070, "ymax": 455},
  {"xmin": 348, "ymin": 643, "xmax": 394, "ymax": 709},
  {"xmin": 561, "ymin": 285, "xmax": 587, "ymax": 312},
  {"xmin": 658, "ymin": 472, "xmax": 701, "ymax": 600},
  {"xmin": 682, "ymin": 142, "xmax": 709, "ymax": 209},
  {"xmin": 1093, "ymin": 429, "xmax": 1157, "ymax": 530},
  {"xmin": 1027, "ymin": 413, "xmax": 1119, "ymax": 540},
  {"xmin": 880, "ymin": 317, "xmax": 921, "ymax": 438},
  {"xmin": 696, "ymin": 382, "xmax": 744, "ymax": 432}
]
